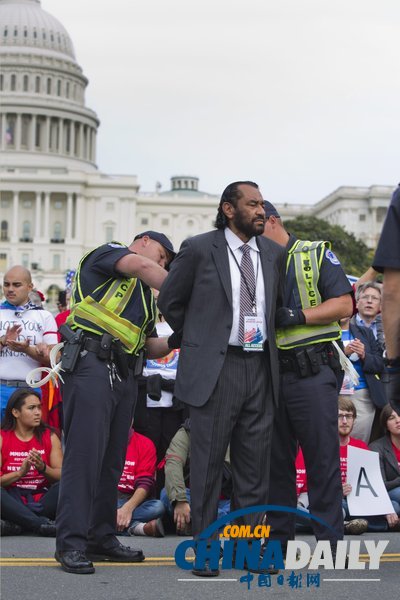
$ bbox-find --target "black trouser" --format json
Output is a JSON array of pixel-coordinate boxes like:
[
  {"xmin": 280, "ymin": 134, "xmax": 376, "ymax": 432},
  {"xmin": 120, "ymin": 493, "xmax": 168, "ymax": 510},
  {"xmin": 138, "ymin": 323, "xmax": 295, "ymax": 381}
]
[
  {"xmin": 56, "ymin": 351, "xmax": 137, "ymax": 553},
  {"xmin": 268, "ymin": 365, "xmax": 344, "ymax": 544},
  {"xmin": 190, "ymin": 347, "xmax": 274, "ymax": 539},
  {"xmin": 1, "ymin": 484, "xmax": 59, "ymax": 531}
]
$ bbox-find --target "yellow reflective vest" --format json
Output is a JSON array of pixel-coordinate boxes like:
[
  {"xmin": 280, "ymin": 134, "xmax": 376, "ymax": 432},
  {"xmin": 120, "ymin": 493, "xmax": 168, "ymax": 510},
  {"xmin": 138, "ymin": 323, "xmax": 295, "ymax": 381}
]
[
  {"xmin": 67, "ymin": 244, "xmax": 156, "ymax": 354},
  {"xmin": 276, "ymin": 240, "xmax": 342, "ymax": 350}
]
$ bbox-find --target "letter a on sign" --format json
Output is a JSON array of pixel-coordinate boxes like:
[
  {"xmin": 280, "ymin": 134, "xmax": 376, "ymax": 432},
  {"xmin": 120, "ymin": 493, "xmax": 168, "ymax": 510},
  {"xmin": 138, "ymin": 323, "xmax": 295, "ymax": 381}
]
[
  {"xmin": 347, "ymin": 446, "xmax": 394, "ymax": 516},
  {"xmin": 355, "ymin": 468, "xmax": 378, "ymax": 497}
]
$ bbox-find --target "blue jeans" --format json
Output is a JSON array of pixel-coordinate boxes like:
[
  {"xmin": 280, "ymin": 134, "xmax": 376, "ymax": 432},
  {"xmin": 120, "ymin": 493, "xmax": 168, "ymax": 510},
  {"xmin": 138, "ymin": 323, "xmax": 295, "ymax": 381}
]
[
  {"xmin": 160, "ymin": 487, "xmax": 230, "ymax": 521},
  {"xmin": 342, "ymin": 496, "xmax": 398, "ymax": 532},
  {"xmin": 117, "ymin": 496, "xmax": 165, "ymax": 533}
]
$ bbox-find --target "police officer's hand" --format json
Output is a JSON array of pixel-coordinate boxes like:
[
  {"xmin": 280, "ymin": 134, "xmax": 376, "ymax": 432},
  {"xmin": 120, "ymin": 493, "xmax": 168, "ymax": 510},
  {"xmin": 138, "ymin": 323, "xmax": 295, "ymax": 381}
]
[
  {"xmin": 387, "ymin": 370, "xmax": 400, "ymax": 414},
  {"xmin": 275, "ymin": 307, "xmax": 306, "ymax": 328}
]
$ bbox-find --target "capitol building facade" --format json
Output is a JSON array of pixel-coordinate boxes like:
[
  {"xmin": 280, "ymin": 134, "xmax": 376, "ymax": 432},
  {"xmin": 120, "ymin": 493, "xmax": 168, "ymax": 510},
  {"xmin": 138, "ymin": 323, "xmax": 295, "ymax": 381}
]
[{"xmin": 0, "ymin": 0, "xmax": 395, "ymax": 304}]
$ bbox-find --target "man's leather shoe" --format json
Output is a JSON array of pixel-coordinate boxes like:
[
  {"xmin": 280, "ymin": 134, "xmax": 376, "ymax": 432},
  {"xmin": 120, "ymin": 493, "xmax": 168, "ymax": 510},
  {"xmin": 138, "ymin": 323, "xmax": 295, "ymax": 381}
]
[
  {"xmin": 192, "ymin": 562, "xmax": 220, "ymax": 577},
  {"xmin": 55, "ymin": 550, "xmax": 95, "ymax": 574},
  {"xmin": 232, "ymin": 543, "xmax": 279, "ymax": 575},
  {"xmin": 0, "ymin": 519, "xmax": 22, "ymax": 536},
  {"xmin": 86, "ymin": 543, "xmax": 145, "ymax": 562}
]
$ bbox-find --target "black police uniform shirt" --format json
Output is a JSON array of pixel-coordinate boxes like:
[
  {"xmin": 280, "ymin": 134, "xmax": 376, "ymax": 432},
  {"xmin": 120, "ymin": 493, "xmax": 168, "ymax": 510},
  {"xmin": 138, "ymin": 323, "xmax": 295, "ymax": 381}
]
[
  {"xmin": 373, "ymin": 186, "xmax": 400, "ymax": 272},
  {"xmin": 74, "ymin": 242, "xmax": 157, "ymax": 339},
  {"xmin": 284, "ymin": 234, "xmax": 353, "ymax": 309}
]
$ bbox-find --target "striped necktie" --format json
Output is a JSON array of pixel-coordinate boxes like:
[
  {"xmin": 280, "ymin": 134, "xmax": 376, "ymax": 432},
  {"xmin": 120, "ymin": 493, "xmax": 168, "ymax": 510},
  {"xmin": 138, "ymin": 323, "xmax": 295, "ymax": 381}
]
[{"xmin": 238, "ymin": 243, "xmax": 256, "ymax": 344}]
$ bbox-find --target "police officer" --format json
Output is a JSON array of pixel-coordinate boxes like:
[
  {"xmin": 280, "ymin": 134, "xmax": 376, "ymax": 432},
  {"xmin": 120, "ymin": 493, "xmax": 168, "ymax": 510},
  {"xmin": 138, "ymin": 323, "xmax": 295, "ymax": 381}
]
[
  {"xmin": 373, "ymin": 184, "xmax": 400, "ymax": 413},
  {"xmin": 262, "ymin": 202, "xmax": 353, "ymax": 554},
  {"xmin": 55, "ymin": 231, "xmax": 175, "ymax": 575}
]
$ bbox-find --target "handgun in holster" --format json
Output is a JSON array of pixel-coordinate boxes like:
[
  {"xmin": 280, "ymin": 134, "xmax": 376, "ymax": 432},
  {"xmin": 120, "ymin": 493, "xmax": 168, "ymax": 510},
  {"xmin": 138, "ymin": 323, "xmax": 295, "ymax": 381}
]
[
  {"xmin": 59, "ymin": 324, "xmax": 84, "ymax": 373},
  {"xmin": 112, "ymin": 339, "xmax": 129, "ymax": 380},
  {"xmin": 294, "ymin": 349, "xmax": 309, "ymax": 378},
  {"xmin": 305, "ymin": 347, "xmax": 321, "ymax": 375}
]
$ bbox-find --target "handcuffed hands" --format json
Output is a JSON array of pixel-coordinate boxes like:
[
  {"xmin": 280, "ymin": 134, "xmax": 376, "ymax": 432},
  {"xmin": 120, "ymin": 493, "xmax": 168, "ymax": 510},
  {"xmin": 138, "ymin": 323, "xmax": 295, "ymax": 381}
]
[{"xmin": 167, "ymin": 332, "xmax": 181, "ymax": 350}]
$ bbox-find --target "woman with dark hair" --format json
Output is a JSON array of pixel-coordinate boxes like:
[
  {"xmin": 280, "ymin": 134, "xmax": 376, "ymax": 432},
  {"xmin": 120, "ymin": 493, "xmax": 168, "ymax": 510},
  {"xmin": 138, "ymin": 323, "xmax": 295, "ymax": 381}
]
[
  {"xmin": 0, "ymin": 389, "xmax": 63, "ymax": 536},
  {"xmin": 369, "ymin": 404, "xmax": 400, "ymax": 530}
]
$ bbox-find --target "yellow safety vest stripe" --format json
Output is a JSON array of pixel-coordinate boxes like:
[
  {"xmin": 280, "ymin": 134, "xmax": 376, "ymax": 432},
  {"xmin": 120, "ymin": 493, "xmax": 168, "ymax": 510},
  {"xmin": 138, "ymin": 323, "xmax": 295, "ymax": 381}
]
[
  {"xmin": 277, "ymin": 240, "xmax": 341, "ymax": 350},
  {"xmin": 67, "ymin": 243, "xmax": 153, "ymax": 353}
]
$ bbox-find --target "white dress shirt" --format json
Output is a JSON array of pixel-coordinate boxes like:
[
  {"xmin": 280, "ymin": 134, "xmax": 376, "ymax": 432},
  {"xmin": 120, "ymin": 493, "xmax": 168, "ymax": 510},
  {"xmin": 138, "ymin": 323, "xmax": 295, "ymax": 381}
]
[{"xmin": 225, "ymin": 228, "xmax": 267, "ymax": 346}]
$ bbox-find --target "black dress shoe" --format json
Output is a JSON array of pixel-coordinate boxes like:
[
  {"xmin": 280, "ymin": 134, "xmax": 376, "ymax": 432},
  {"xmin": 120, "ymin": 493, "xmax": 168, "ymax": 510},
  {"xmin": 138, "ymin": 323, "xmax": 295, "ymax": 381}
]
[
  {"xmin": 55, "ymin": 550, "xmax": 95, "ymax": 574},
  {"xmin": 0, "ymin": 519, "xmax": 23, "ymax": 536},
  {"xmin": 192, "ymin": 561, "xmax": 220, "ymax": 577},
  {"xmin": 232, "ymin": 544, "xmax": 279, "ymax": 575},
  {"xmin": 86, "ymin": 543, "xmax": 145, "ymax": 562}
]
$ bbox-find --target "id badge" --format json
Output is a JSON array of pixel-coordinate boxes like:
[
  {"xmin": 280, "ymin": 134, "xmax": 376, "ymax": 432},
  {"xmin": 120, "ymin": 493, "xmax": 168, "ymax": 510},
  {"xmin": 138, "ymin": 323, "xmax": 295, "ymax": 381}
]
[{"xmin": 243, "ymin": 315, "xmax": 264, "ymax": 351}]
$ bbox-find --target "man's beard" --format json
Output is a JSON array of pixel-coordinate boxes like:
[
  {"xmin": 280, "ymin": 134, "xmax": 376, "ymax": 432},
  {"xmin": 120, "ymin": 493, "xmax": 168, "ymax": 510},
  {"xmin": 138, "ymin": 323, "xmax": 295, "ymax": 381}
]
[{"xmin": 233, "ymin": 213, "xmax": 265, "ymax": 239}]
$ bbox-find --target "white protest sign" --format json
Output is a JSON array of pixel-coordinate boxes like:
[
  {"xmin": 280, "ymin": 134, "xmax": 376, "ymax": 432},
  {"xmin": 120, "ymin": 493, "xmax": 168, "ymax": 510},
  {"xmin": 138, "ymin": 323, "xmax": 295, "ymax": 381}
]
[{"xmin": 347, "ymin": 445, "xmax": 394, "ymax": 516}]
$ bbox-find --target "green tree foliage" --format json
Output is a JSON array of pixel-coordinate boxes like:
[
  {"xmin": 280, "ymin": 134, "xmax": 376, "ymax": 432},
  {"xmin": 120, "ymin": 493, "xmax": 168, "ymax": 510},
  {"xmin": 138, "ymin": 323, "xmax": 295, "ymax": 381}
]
[{"xmin": 284, "ymin": 215, "xmax": 372, "ymax": 277}]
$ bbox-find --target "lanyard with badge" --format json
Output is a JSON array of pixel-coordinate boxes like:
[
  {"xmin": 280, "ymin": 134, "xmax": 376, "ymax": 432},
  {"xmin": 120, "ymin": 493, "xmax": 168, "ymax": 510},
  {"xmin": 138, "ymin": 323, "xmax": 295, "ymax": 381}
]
[{"xmin": 228, "ymin": 245, "xmax": 264, "ymax": 351}]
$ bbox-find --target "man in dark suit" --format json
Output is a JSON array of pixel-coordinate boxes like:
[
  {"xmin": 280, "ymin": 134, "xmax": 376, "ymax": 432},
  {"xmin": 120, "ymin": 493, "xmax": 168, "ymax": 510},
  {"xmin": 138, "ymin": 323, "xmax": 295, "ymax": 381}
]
[{"xmin": 158, "ymin": 181, "xmax": 286, "ymax": 576}]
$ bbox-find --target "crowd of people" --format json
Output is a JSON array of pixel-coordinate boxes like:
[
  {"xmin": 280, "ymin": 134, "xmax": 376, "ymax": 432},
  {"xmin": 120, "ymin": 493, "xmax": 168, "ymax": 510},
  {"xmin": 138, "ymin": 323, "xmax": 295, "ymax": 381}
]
[{"xmin": 0, "ymin": 182, "xmax": 399, "ymax": 577}]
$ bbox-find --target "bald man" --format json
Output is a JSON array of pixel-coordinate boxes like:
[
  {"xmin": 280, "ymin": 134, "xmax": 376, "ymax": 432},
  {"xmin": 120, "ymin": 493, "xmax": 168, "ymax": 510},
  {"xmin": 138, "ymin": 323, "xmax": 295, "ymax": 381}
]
[{"xmin": 0, "ymin": 266, "xmax": 58, "ymax": 418}]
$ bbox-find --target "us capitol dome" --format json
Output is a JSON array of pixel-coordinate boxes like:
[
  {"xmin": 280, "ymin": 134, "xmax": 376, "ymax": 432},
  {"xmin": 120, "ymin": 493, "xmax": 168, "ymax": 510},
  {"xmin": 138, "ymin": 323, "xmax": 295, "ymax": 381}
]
[{"xmin": 0, "ymin": 0, "xmax": 98, "ymax": 168}]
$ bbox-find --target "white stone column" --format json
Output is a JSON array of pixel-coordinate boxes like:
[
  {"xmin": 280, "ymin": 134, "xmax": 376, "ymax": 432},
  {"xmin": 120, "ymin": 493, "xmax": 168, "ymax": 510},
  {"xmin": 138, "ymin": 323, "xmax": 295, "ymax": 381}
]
[
  {"xmin": 30, "ymin": 115, "xmax": 36, "ymax": 151},
  {"xmin": 12, "ymin": 191, "xmax": 19, "ymax": 241},
  {"xmin": 79, "ymin": 123, "xmax": 84, "ymax": 158},
  {"xmin": 91, "ymin": 128, "xmax": 97, "ymax": 163},
  {"xmin": 44, "ymin": 117, "xmax": 50, "ymax": 153},
  {"xmin": 66, "ymin": 193, "xmax": 73, "ymax": 240},
  {"xmin": 70, "ymin": 121, "xmax": 75, "ymax": 156},
  {"xmin": 34, "ymin": 192, "xmax": 42, "ymax": 239},
  {"xmin": 58, "ymin": 118, "xmax": 64, "ymax": 154},
  {"xmin": 43, "ymin": 192, "xmax": 50, "ymax": 241}
]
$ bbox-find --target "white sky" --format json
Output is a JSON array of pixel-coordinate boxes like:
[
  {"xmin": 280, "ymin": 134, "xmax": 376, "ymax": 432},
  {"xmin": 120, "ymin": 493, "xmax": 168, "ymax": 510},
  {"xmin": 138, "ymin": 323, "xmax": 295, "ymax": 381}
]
[{"xmin": 47, "ymin": 0, "xmax": 399, "ymax": 204}]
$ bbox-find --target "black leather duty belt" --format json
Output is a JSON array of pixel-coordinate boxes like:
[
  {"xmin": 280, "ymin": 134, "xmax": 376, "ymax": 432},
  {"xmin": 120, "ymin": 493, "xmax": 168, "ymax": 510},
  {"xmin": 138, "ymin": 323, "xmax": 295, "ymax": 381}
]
[{"xmin": 82, "ymin": 336, "xmax": 137, "ymax": 370}]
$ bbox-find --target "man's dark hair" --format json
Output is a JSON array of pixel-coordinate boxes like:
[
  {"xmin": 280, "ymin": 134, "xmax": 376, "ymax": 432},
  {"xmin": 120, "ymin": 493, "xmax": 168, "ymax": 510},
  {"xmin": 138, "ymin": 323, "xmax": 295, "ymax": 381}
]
[{"xmin": 214, "ymin": 181, "xmax": 259, "ymax": 229}]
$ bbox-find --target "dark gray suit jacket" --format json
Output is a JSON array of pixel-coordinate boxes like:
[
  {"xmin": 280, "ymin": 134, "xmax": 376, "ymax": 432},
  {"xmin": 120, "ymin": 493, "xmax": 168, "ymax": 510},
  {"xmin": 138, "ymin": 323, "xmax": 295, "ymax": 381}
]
[
  {"xmin": 158, "ymin": 228, "xmax": 286, "ymax": 407},
  {"xmin": 369, "ymin": 434, "xmax": 400, "ymax": 491}
]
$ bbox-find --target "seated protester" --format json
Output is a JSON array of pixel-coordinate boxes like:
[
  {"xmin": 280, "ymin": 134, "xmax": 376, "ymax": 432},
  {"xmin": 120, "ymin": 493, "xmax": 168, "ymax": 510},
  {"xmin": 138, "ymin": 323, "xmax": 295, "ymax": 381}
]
[
  {"xmin": 338, "ymin": 396, "xmax": 369, "ymax": 534},
  {"xmin": 0, "ymin": 266, "xmax": 58, "ymax": 420},
  {"xmin": 369, "ymin": 404, "xmax": 400, "ymax": 531},
  {"xmin": 160, "ymin": 419, "xmax": 231, "ymax": 535},
  {"xmin": 0, "ymin": 389, "xmax": 62, "ymax": 536},
  {"xmin": 117, "ymin": 428, "xmax": 165, "ymax": 537},
  {"xmin": 340, "ymin": 317, "xmax": 387, "ymax": 443},
  {"xmin": 134, "ymin": 313, "xmax": 185, "ymax": 495},
  {"xmin": 339, "ymin": 397, "xmax": 399, "ymax": 532}
]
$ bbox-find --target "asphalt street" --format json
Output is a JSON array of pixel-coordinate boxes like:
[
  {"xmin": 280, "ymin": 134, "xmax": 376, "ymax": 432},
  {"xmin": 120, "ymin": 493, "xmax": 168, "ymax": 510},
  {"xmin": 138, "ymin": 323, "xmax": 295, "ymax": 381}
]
[{"xmin": 1, "ymin": 532, "xmax": 399, "ymax": 600}]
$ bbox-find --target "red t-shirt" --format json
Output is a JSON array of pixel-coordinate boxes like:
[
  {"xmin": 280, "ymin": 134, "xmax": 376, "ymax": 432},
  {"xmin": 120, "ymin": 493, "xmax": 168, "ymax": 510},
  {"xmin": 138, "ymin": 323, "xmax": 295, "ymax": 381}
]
[
  {"xmin": 391, "ymin": 442, "xmax": 400, "ymax": 470},
  {"xmin": 118, "ymin": 431, "xmax": 156, "ymax": 494},
  {"xmin": 340, "ymin": 437, "xmax": 369, "ymax": 484},
  {"xmin": 1, "ymin": 429, "xmax": 52, "ymax": 497}
]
